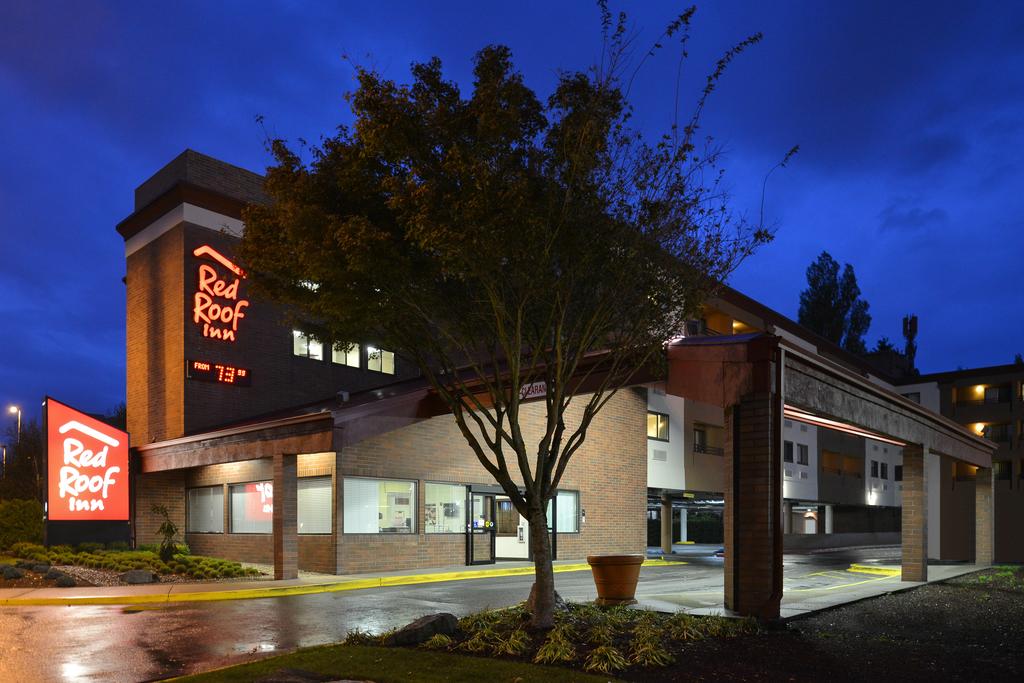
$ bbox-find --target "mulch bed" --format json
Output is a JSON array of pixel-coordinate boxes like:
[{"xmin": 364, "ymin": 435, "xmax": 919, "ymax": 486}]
[{"xmin": 616, "ymin": 567, "xmax": 1024, "ymax": 682}]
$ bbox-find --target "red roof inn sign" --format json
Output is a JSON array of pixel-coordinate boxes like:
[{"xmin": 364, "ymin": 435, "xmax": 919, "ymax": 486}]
[
  {"xmin": 45, "ymin": 397, "xmax": 129, "ymax": 522},
  {"xmin": 192, "ymin": 244, "xmax": 249, "ymax": 342}
]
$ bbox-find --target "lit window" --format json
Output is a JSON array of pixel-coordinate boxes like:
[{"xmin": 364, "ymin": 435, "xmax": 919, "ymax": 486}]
[
  {"xmin": 797, "ymin": 444, "xmax": 809, "ymax": 466},
  {"xmin": 647, "ymin": 412, "xmax": 669, "ymax": 441},
  {"xmin": 229, "ymin": 482, "xmax": 273, "ymax": 534},
  {"xmin": 783, "ymin": 441, "xmax": 794, "ymax": 463},
  {"xmin": 366, "ymin": 346, "xmax": 395, "ymax": 374},
  {"xmin": 293, "ymin": 330, "xmax": 323, "ymax": 360},
  {"xmin": 298, "ymin": 477, "xmax": 332, "ymax": 534},
  {"xmin": 332, "ymin": 342, "xmax": 360, "ymax": 368},
  {"xmin": 545, "ymin": 491, "xmax": 579, "ymax": 533},
  {"xmin": 425, "ymin": 483, "xmax": 467, "ymax": 533},
  {"xmin": 343, "ymin": 478, "xmax": 415, "ymax": 533},
  {"xmin": 187, "ymin": 486, "xmax": 223, "ymax": 533}
]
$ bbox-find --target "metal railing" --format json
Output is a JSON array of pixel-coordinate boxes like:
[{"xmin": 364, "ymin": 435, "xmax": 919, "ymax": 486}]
[{"xmin": 693, "ymin": 442, "xmax": 724, "ymax": 456}]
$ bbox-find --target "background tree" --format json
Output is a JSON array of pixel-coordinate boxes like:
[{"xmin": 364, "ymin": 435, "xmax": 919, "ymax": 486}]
[
  {"xmin": 797, "ymin": 251, "xmax": 871, "ymax": 354},
  {"xmin": 241, "ymin": 5, "xmax": 789, "ymax": 628},
  {"xmin": 902, "ymin": 314, "xmax": 918, "ymax": 374},
  {"xmin": 0, "ymin": 419, "xmax": 44, "ymax": 503}
]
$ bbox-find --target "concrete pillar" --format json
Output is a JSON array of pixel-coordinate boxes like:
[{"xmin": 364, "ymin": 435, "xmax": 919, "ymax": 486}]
[
  {"xmin": 660, "ymin": 493, "xmax": 673, "ymax": 554},
  {"xmin": 901, "ymin": 445, "xmax": 928, "ymax": 582},
  {"xmin": 975, "ymin": 466, "xmax": 994, "ymax": 566},
  {"xmin": 782, "ymin": 501, "xmax": 792, "ymax": 535},
  {"xmin": 824, "ymin": 505, "xmax": 834, "ymax": 534},
  {"xmin": 679, "ymin": 507, "xmax": 688, "ymax": 543},
  {"xmin": 273, "ymin": 453, "xmax": 298, "ymax": 580},
  {"xmin": 724, "ymin": 392, "xmax": 782, "ymax": 619}
]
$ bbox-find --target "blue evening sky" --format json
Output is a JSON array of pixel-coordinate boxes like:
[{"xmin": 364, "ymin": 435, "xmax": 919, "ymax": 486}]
[{"xmin": 1, "ymin": 1, "xmax": 1022, "ymax": 421}]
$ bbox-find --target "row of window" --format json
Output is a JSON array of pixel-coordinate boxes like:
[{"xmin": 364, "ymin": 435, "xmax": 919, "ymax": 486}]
[
  {"xmin": 783, "ymin": 441, "xmax": 809, "ymax": 466},
  {"xmin": 188, "ymin": 478, "xmax": 333, "ymax": 535},
  {"xmin": 292, "ymin": 332, "xmax": 395, "ymax": 374},
  {"xmin": 869, "ymin": 460, "xmax": 903, "ymax": 481},
  {"xmin": 186, "ymin": 477, "xmax": 580, "ymax": 535}
]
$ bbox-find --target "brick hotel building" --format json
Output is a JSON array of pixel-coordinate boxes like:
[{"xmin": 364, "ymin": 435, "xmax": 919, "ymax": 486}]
[{"xmin": 121, "ymin": 150, "xmax": 1005, "ymax": 618}]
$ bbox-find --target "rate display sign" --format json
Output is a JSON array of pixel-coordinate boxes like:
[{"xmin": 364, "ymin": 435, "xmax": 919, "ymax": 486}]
[{"xmin": 45, "ymin": 397, "xmax": 130, "ymax": 521}]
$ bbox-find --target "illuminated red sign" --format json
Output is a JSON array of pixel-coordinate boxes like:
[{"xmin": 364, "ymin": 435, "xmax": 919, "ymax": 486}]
[
  {"xmin": 187, "ymin": 359, "xmax": 252, "ymax": 386},
  {"xmin": 45, "ymin": 398, "xmax": 129, "ymax": 521},
  {"xmin": 192, "ymin": 245, "xmax": 249, "ymax": 342}
]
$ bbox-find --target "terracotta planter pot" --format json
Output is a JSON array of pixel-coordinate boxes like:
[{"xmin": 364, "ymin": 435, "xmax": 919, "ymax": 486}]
[{"xmin": 587, "ymin": 554, "xmax": 645, "ymax": 605}]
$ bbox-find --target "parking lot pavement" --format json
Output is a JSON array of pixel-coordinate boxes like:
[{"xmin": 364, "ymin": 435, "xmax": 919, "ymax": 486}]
[{"xmin": 0, "ymin": 548, "xmax": 973, "ymax": 681}]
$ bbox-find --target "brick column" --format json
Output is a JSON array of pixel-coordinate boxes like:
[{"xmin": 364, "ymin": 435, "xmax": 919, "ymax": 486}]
[
  {"xmin": 975, "ymin": 466, "xmax": 994, "ymax": 566},
  {"xmin": 273, "ymin": 453, "xmax": 298, "ymax": 580},
  {"xmin": 724, "ymin": 392, "xmax": 782, "ymax": 619},
  {"xmin": 660, "ymin": 493, "xmax": 673, "ymax": 554},
  {"xmin": 901, "ymin": 445, "xmax": 928, "ymax": 582},
  {"xmin": 334, "ymin": 450, "xmax": 344, "ymax": 574}
]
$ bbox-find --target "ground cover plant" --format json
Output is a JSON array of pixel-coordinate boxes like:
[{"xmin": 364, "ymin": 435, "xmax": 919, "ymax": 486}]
[
  {"xmin": 359, "ymin": 603, "xmax": 757, "ymax": 677},
  {"xmin": 7, "ymin": 542, "xmax": 260, "ymax": 580}
]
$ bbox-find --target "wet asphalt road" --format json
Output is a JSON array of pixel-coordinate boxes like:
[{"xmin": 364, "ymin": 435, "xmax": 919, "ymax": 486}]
[{"xmin": 0, "ymin": 548, "xmax": 902, "ymax": 682}]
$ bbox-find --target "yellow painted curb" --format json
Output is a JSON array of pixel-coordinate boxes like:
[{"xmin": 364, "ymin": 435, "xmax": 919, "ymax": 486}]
[
  {"xmin": 0, "ymin": 558, "xmax": 681, "ymax": 607},
  {"xmin": 847, "ymin": 563, "xmax": 901, "ymax": 577}
]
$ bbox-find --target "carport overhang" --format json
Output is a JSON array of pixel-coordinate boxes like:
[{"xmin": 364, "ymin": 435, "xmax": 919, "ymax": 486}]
[{"xmin": 664, "ymin": 333, "xmax": 997, "ymax": 620}]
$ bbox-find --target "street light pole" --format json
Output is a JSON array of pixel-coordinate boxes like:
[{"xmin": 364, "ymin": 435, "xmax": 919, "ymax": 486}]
[{"xmin": 8, "ymin": 405, "xmax": 21, "ymax": 442}]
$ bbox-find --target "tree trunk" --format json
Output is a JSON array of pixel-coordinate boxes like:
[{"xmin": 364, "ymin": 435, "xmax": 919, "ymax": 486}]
[{"xmin": 526, "ymin": 506, "xmax": 556, "ymax": 629}]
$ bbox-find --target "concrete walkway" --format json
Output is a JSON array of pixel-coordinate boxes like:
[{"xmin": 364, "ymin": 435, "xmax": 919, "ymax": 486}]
[
  {"xmin": 636, "ymin": 561, "xmax": 983, "ymax": 619},
  {"xmin": 0, "ymin": 557, "xmax": 676, "ymax": 606}
]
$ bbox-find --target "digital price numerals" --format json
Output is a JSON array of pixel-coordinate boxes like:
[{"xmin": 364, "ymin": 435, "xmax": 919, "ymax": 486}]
[{"xmin": 187, "ymin": 359, "xmax": 252, "ymax": 386}]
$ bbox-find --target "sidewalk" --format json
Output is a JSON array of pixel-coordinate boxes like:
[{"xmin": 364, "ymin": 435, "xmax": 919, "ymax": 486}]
[{"xmin": 0, "ymin": 557, "xmax": 678, "ymax": 607}]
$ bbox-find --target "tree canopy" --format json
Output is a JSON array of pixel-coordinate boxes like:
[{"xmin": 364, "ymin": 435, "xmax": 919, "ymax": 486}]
[
  {"xmin": 240, "ymin": 6, "xmax": 786, "ymax": 627},
  {"xmin": 797, "ymin": 251, "xmax": 871, "ymax": 354}
]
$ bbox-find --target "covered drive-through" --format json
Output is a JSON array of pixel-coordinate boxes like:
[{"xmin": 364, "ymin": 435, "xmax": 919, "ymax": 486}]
[{"xmin": 667, "ymin": 333, "xmax": 997, "ymax": 619}]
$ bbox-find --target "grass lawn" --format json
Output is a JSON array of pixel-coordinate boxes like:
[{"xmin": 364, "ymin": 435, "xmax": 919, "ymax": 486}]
[{"xmin": 173, "ymin": 643, "xmax": 614, "ymax": 683}]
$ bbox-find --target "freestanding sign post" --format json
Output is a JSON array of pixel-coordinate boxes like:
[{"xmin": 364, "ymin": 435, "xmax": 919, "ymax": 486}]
[{"xmin": 44, "ymin": 397, "xmax": 131, "ymax": 546}]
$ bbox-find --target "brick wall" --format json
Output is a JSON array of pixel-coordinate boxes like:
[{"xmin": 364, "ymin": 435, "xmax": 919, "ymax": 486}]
[
  {"xmin": 126, "ymin": 226, "xmax": 184, "ymax": 445},
  {"xmin": 337, "ymin": 388, "xmax": 648, "ymax": 574},
  {"xmin": 134, "ymin": 393, "xmax": 647, "ymax": 575},
  {"xmin": 134, "ymin": 469, "xmax": 186, "ymax": 548}
]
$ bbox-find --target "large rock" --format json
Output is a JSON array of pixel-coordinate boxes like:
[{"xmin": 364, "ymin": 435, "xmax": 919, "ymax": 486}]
[
  {"xmin": 2, "ymin": 565, "xmax": 26, "ymax": 580},
  {"xmin": 383, "ymin": 613, "xmax": 459, "ymax": 647},
  {"xmin": 31, "ymin": 564, "xmax": 51, "ymax": 574},
  {"xmin": 44, "ymin": 567, "xmax": 65, "ymax": 580},
  {"xmin": 120, "ymin": 569, "xmax": 158, "ymax": 585},
  {"xmin": 55, "ymin": 575, "xmax": 76, "ymax": 588}
]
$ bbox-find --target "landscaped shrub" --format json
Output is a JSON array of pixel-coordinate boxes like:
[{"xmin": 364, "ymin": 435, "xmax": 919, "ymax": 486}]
[
  {"xmin": 0, "ymin": 499, "xmax": 44, "ymax": 550},
  {"xmin": 6, "ymin": 544, "xmax": 257, "ymax": 580}
]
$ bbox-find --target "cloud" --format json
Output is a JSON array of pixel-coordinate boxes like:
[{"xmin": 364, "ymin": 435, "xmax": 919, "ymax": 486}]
[{"xmin": 878, "ymin": 200, "xmax": 949, "ymax": 232}]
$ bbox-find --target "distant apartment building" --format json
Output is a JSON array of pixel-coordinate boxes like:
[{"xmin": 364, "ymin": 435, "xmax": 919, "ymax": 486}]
[{"xmin": 898, "ymin": 365, "xmax": 1024, "ymax": 562}]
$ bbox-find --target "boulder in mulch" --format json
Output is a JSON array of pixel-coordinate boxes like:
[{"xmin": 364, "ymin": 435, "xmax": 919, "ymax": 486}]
[
  {"xmin": 31, "ymin": 564, "xmax": 51, "ymax": 574},
  {"xmin": 2, "ymin": 565, "xmax": 26, "ymax": 580},
  {"xmin": 383, "ymin": 612, "xmax": 459, "ymax": 646},
  {"xmin": 44, "ymin": 567, "xmax": 65, "ymax": 580},
  {"xmin": 55, "ymin": 575, "xmax": 76, "ymax": 588},
  {"xmin": 120, "ymin": 569, "xmax": 158, "ymax": 584}
]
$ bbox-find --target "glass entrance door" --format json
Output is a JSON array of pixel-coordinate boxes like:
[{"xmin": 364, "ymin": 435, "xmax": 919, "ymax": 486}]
[{"xmin": 466, "ymin": 491, "xmax": 496, "ymax": 565}]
